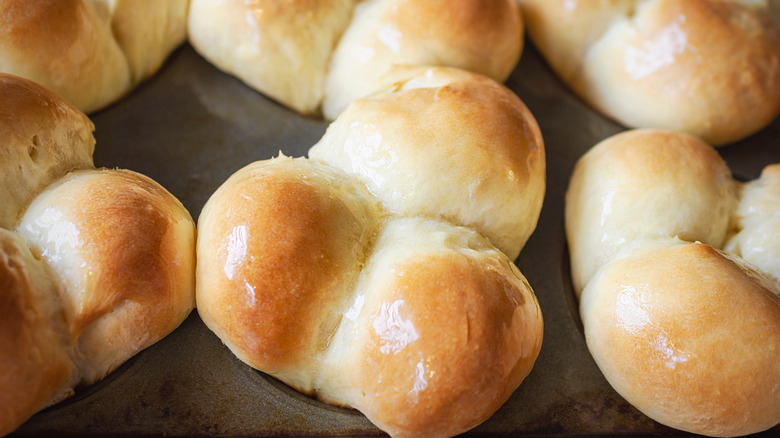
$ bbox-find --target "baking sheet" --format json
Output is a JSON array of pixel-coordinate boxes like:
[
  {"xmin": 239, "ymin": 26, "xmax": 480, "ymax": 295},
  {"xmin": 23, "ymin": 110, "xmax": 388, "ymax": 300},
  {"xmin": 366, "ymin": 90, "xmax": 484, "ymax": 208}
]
[{"xmin": 12, "ymin": 40, "xmax": 780, "ymax": 437}]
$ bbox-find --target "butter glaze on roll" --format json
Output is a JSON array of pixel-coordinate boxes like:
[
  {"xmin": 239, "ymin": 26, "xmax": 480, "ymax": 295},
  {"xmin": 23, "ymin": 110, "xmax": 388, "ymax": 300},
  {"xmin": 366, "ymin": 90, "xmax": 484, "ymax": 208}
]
[
  {"xmin": 187, "ymin": 0, "xmax": 524, "ymax": 119},
  {"xmin": 518, "ymin": 0, "xmax": 780, "ymax": 145},
  {"xmin": 566, "ymin": 129, "xmax": 780, "ymax": 436},
  {"xmin": 0, "ymin": 73, "xmax": 196, "ymax": 436},
  {"xmin": 197, "ymin": 66, "xmax": 545, "ymax": 438},
  {"xmin": 0, "ymin": 0, "xmax": 189, "ymax": 113}
]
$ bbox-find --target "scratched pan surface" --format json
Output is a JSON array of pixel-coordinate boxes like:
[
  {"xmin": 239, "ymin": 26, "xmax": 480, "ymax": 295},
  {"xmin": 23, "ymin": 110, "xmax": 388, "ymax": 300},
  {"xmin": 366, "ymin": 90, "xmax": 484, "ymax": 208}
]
[{"xmin": 11, "ymin": 40, "xmax": 780, "ymax": 437}]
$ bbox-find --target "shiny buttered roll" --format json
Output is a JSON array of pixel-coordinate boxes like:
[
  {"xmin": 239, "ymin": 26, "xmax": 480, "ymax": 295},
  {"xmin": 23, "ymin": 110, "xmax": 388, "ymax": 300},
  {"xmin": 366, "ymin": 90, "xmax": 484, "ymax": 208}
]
[
  {"xmin": 197, "ymin": 67, "xmax": 545, "ymax": 438},
  {"xmin": 566, "ymin": 129, "xmax": 780, "ymax": 437},
  {"xmin": 0, "ymin": 0, "xmax": 189, "ymax": 113},
  {"xmin": 518, "ymin": 0, "xmax": 780, "ymax": 146},
  {"xmin": 188, "ymin": 0, "xmax": 524, "ymax": 119},
  {"xmin": 0, "ymin": 74, "xmax": 196, "ymax": 436}
]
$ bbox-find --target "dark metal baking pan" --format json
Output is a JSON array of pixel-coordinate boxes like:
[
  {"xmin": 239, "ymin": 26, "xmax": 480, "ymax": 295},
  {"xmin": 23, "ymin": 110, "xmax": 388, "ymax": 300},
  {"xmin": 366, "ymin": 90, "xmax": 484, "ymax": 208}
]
[{"xmin": 12, "ymin": 40, "xmax": 780, "ymax": 437}]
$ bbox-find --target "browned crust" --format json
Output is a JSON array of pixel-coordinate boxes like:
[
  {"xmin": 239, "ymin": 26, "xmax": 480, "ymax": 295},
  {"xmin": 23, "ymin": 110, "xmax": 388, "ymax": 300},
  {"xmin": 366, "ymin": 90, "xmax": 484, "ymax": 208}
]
[
  {"xmin": 582, "ymin": 243, "xmax": 780, "ymax": 436},
  {"xmin": 42, "ymin": 169, "xmax": 194, "ymax": 339},
  {"xmin": 384, "ymin": 0, "xmax": 523, "ymax": 80},
  {"xmin": 0, "ymin": 73, "xmax": 94, "ymax": 228},
  {"xmin": 351, "ymin": 251, "xmax": 542, "ymax": 438},
  {"xmin": 0, "ymin": 231, "xmax": 70, "ymax": 437},
  {"xmin": 197, "ymin": 160, "xmax": 376, "ymax": 372}
]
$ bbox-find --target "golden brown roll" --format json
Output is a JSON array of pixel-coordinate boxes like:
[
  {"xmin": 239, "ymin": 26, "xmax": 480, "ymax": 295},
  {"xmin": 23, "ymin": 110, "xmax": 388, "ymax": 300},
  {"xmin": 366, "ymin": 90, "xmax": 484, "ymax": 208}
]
[
  {"xmin": 0, "ymin": 73, "xmax": 196, "ymax": 436},
  {"xmin": 196, "ymin": 156, "xmax": 381, "ymax": 387},
  {"xmin": 310, "ymin": 65, "xmax": 545, "ymax": 260},
  {"xmin": 188, "ymin": 0, "xmax": 523, "ymax": 119},
  {"xmin": 565, "ymin": 129, "xmax": 737, "ymax": 295},
  {"xmin": 581, "ymin": 241, "xmax": 780, "ymax": 438},
  {"xmin": 197, "ymin": 67, "xmax": 545, "ymax": 438},
  {"xmin": 321, "ymin": 0, "xmax": 525, "ymax": 119},
  {"xmin": 519, "ymin": 0, "xmax": 780, "ymax": 145},
  {"xmin": 566, "ymin": 129, "xmax": 780, "ymax": 436},
  {"xmin": 0, "ymin": 0, "xmax": 188, "ymax": 113}
]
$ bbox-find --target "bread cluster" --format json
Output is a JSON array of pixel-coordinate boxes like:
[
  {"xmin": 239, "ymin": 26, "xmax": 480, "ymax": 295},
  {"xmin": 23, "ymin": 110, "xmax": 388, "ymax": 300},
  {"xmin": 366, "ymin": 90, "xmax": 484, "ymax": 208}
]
[
  {"xmin": 14, "ymin": 1, "xmax": 779, "ymax": 435},
  {"xmin": 0, "ymin": 74, "xmax": 196, "ymax": 436},
  {"xmin": 519, "ymin": 0, "xmax": 780, "ymax": 146},
  {"xmin": 196, "ymin": 66, "xmax": 545, "ymax": 438},
  {"xmin": 0, "ymin": 0, "xmax": 189, "ymax": 113},
  {"xmin": 187, "ymin": 0, "xmax": 524, "ymax": 119},
  {"xmin": 566, "ymin": 129, "xmax": 780, "ymax": 437}
]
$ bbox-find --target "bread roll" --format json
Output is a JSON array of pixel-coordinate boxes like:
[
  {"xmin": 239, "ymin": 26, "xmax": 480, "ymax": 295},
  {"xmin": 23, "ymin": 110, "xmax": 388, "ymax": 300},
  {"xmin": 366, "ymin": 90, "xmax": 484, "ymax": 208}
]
[
  {"xmin": 581, "ymin": 241, "xmax": 780, "ymax": 437},
  {"xmin": 566, "ymin": 129, "xmax": 780, "ymax": 436},
  {"xmin": 187, "ymin": 0, "xmax": 356, "ymax": 115},
  {"xmin": 519, "ymin": 0, "xmax": 780, "ymax": 145},
  {"xmin": 0, "ymin": 0, "xmax": 188, "ymax": 113},
  {"xmin": 310, "ymin": 65, "xmax": 545, "ymax": 260},
  {"xmin": 0, "ymin": 73, "xmax": 95, "ymax": 229},
  {"xmin": 17, "ymin": 169, "xmax": 196, "ymax": 385},
  {"xmin": 196, "ymin": 156, "xmax": 381, "ymax": 389},
  {"xmin": 188, "ymin": 0, "xmax": 523, "ymax": 119},
  {"xmin": 565, "ymin": 129, "xmax": 736, "ymax": 295},
  {"xmin": 315, "ymin": 217, "xmax": 542, "ymax": 438},
  {"xmin": 0, "ymin": 73, "xmax": 196, "ymax": 436},
  {"xmin": 321, "ymin": 0, "xmax": 524, "ymax": 119},
  {"xmin": 197, "ymin": 67, "xmax": 545, "ymax": 438}
]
